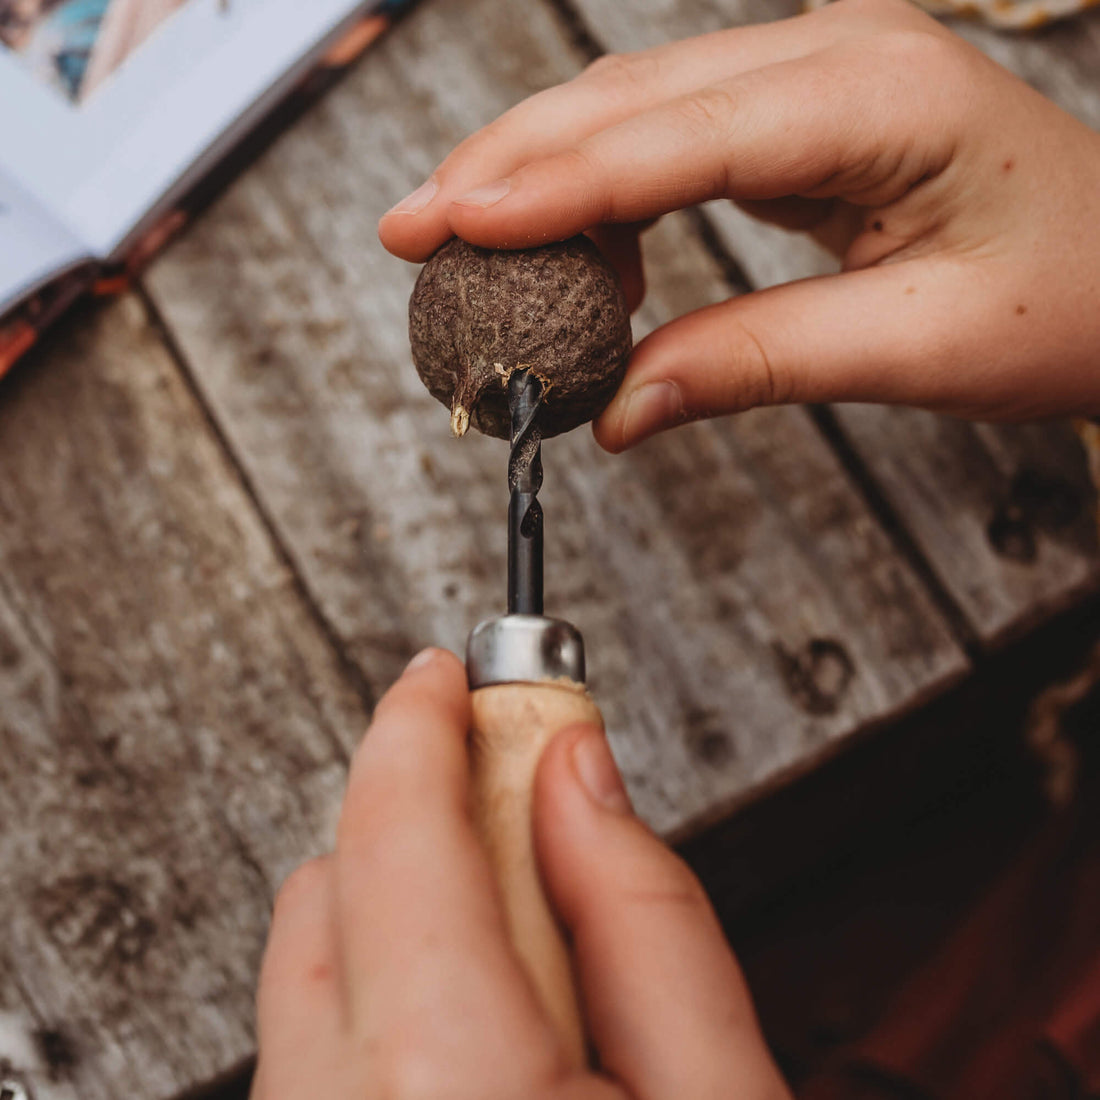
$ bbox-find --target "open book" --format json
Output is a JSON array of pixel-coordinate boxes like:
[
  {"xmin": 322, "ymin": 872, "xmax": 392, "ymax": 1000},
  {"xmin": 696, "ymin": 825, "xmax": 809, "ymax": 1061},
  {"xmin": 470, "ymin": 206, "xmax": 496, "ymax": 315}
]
[{"xmin": 0, "ymin": 0, "xmax": 411, "ymax": 375}]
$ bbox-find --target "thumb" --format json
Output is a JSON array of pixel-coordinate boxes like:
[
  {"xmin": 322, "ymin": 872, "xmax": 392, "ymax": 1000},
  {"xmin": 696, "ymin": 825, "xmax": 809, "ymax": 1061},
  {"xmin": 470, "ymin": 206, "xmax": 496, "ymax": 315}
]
[
  {"xmin": 534, "ymin": 724, "xmax": 791, "ymax": 1100},
  {"xmin": 593, "ymin": 255, "xmax": 1033, "ymax": 452}
]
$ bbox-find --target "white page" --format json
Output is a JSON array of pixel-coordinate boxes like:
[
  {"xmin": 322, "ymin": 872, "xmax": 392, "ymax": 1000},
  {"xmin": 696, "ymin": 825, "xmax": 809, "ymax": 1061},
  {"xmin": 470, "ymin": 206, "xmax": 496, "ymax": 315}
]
[
  {"xmin": 0, "ymin": 0, "xmax": 370, "ymax": 258},
  {"xmin": 0, "ymin": 169, "xmax": 87, "ymax": 312}
]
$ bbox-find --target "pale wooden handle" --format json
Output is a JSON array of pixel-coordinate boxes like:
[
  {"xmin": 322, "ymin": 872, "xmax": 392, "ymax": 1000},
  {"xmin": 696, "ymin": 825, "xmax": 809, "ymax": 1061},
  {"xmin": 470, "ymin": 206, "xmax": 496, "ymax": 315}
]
[{"xmin": 469, "ymin": 681, "xmax": 602, "ymax": 1069}]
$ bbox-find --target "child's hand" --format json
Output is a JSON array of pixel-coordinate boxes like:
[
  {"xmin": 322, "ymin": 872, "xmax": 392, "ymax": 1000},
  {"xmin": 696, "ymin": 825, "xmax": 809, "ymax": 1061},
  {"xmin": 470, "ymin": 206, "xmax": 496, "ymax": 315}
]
[
  {"xmin": 251, "ymin": 649, "xmax": 790, "ymax": 1100},
  {"xmin": 379, "ymin": 0, "xmax": 1100, "ymax": 449}
]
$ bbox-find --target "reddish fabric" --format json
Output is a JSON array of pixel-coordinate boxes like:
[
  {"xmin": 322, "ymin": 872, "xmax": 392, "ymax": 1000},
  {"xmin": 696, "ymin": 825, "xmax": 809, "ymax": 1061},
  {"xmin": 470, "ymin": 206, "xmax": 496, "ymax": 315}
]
[
  {"xmin": 800, "ymin": 803, "xmax": 1100, "ymax": 1100},
  {"xmin": 1046, "ymin": 952, "xmax": 1100, "ymax": 1093}
]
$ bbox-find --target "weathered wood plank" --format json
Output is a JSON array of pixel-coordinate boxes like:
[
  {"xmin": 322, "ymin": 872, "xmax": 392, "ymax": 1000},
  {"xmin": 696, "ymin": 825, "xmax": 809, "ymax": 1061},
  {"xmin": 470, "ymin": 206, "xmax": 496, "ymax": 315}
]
[
  {"xmin": 11, "ymin": 3, "xmax": 1094, "ymax": 1098},
  {"xmin": 0, "ymin": 295, "xmax": 365, "ymax": 1100},
  {"xmin": 829, "ymin": 408, "xmax": 1100, "ymax": 642},
  {"xmin": 146, "ymin": 0, "xmax": 966, "ymax": 843},
  {"xmin": 568, "ymin": 0, "xmax": 1100, "ymax": 642}
]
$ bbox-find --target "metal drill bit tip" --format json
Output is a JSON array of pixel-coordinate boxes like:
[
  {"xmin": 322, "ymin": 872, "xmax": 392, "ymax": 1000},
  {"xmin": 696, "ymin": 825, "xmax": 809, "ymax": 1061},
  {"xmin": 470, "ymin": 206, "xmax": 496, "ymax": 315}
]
[{"xmin": 507, "ymin": 371, "xmax": 544, "ymax": 616}]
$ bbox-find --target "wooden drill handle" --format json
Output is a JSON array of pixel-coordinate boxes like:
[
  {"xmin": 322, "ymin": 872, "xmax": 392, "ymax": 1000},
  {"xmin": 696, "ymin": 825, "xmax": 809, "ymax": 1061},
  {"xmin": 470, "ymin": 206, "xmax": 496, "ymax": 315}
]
[{"xmin": 469, "ymin": 680, "xmax": 602, "ymax": 1069}]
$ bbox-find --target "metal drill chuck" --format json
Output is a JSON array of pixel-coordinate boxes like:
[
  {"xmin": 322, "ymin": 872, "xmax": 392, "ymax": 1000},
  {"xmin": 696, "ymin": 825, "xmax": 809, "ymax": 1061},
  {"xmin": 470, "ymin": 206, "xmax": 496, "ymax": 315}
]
[{"xmin": 467, "ymin": 615, "xmax": 586, "ymax": 689}]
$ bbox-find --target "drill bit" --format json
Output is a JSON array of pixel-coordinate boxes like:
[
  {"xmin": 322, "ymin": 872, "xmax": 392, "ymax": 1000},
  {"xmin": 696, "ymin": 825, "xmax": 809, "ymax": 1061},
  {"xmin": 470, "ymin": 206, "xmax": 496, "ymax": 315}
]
[{"xmin": 507, "ymin": 371, "xmax": 544, "ymax": 615}]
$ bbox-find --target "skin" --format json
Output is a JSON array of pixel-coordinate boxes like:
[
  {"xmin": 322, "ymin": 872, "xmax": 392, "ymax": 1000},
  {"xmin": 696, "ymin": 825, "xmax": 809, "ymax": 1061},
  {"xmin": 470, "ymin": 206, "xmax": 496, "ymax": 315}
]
[
  {"xmin": 259, "ymin": 2, "xmax": 1100, "ymax": 1092},
  {"xmin": 379, "ymin": 0, "xmax": 1100, "ymax": 450},
  {"xmin": 252, "ymin": 649, "xmax": 791, "ymax": 1100}
]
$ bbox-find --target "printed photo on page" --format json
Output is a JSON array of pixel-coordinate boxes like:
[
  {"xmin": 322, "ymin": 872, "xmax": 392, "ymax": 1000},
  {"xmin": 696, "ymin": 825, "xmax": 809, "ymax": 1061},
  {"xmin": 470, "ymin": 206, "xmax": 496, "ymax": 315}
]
[{"xmin": 0, "ymin": 0, "xmax": 192, "ymax": 103}]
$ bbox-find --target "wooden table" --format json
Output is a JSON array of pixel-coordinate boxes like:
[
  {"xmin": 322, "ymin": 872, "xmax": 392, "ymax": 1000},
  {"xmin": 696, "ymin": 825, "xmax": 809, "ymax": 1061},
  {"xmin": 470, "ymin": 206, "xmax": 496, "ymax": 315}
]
[{"xmin": 1, "ymin": 1, "xmax": 1097, "ymax": 1096}]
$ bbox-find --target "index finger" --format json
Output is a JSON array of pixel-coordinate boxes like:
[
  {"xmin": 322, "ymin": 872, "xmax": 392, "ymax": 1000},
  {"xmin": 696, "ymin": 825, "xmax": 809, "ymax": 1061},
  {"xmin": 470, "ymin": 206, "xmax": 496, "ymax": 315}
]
[
  {"xmin": 445, "ymin": 35, "xmax": 967, "ymax": 250},
  {"xmin": 378, "ymin": 0, "xmax": 913, "ymax": 261},
  {"xmin": 333, "ymin": 649, "xmax": 561, "ymax": 1072}
]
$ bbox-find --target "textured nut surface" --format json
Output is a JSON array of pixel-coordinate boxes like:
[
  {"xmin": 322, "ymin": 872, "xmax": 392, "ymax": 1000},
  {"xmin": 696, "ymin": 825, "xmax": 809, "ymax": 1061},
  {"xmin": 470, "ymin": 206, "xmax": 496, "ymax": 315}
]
[{"xmin": 409, "ymin": 236, "xmax": 633, "ymax": 439}]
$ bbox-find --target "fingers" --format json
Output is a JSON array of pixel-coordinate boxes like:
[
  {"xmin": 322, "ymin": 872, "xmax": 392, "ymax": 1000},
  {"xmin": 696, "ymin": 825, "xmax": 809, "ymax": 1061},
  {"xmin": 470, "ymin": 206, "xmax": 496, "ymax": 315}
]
[
  {"xmin": 335, "ymin": 648, "xmax": 499, "ymax": 1001},
  {"xmin": 253, "ymin": 858, "xmax": 342, "ymax": 1098},
  {"xmin": 379, "ymin": 0, "xmax": 939, "ymax": 261},
  {"xmin": 592, "ymin": 254, "xmax": 1034, "ymax": 450},
  {"xmin": 534, "ymin": 726, "xmax": 791, "ymax": 1100},
  {"xmin": 333, "ymin": 648, "xmax": 561, "ymax": 1086},
  {"xmin": 379, "ymin": 17, "xmax": 824, "ymax": 262},
  {"xmin": 445, "ymin": 35, "xmax": 964, "ymax": 252}
]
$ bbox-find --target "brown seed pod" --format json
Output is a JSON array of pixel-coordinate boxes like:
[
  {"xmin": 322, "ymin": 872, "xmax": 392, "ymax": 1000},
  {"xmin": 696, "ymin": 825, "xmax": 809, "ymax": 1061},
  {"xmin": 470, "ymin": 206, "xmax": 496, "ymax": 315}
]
[{"xmin": 409, "ymin": 235, "xmax": 633, "ymax": 439}]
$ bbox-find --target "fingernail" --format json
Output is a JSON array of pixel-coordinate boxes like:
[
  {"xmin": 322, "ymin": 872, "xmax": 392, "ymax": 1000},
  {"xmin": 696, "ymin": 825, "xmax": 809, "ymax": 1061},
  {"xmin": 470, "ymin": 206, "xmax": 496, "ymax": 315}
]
[
  {"xmin": 572, "ymin": 729, "xmax": 632, "ymax": 814},
  {"xmin": 386, "ymin": 178, "xmax": 438, "ymax": 216},
  {"xmin": 619, "ymin": 380, "xmax": 683, "ymax": 446},
  {"xmin": 454, "ymin": 179, "xmax": 511, "ymax": 209},
  {"xmin": 404, "ymin": 647, "xmax": 441, "ymax": 674}
]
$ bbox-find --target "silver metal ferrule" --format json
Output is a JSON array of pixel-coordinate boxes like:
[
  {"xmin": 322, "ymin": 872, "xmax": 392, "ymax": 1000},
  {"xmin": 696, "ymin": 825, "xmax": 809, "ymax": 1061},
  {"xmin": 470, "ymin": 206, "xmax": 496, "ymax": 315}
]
[{"xmin": 466, "ymin": 615, "xmax": 585, "ymax": 689}]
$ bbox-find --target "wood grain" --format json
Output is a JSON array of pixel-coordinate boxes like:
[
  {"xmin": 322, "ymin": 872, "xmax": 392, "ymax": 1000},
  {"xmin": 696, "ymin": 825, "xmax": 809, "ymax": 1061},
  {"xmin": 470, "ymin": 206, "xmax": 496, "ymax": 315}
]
[
  {"xmin": 146, "ymin": 0, "xmax": 965, "ymax": 843},
  {"xmin": 829, "ymin": 408, "xmax": 1100, "ymax": 644},
  {"xmin": 3, "ymin": 1, "xmax": 1095, "ymax": 1097},
  {"xmin": 469, "ymin": 682, "xmax": 602, "ymax": 1069},
  {"xmin": 567, "ymin": 0, "xmax": 1100, "ymax": 643},
  {"xmin": 0, "ymin": 296, "xmax": 366, "ymax": 1099}
]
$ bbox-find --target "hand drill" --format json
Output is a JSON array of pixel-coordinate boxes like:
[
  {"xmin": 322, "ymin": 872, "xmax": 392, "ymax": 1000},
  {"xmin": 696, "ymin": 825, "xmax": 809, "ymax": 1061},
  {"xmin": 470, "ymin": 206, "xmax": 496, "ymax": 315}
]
[{"xmin": 465, "ymin": 371, "xmax": 603, "ymax": 1069}]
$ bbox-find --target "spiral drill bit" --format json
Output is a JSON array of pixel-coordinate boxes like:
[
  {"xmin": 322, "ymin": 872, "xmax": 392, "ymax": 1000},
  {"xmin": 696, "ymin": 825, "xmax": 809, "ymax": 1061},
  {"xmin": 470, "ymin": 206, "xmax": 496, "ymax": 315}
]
[{"xmin": 507, "ymin": 371, "xmax": 544, "ymax": 615}]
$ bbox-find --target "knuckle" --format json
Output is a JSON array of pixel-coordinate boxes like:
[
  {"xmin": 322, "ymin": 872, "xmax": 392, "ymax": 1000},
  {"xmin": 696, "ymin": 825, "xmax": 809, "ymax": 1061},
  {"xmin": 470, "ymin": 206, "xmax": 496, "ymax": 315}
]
[
  {"xmin": 875, "ymin": 28, "xmax": 958, "ymax": 76},
  {"xmin": 581, "ymin": 51, "xmax": 626, "ymax": 80},
  {"xmin": 581, "ymin": 50, "xmax": 659, "ymax": 91},
  {"xmin": 475, "ymin": 103, "xmax": 528, "ymax": 148},
  {"xmin": 722, "ymin": 315, "xmax": 786, "ymax": 409},
  {"xmin": 557, "ymin": 144, "xmax": 604, "ymax": 183},
  {"xmin": 868, "ymin": 30, "xmax": 975, "ymax": 122},
  {"xmin": 623, "ymin": 854, "xmax": 711, "ymax": 914},
  {"xmin": 676, "ymin": 85, "xmax": 741, "ymax": 136}
]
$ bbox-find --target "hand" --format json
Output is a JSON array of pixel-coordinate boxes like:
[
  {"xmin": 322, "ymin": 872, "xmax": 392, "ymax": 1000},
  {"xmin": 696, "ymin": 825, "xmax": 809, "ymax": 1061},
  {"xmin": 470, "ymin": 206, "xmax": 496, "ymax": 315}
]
[
  {"xmin": 251, "ymin": 648, "xmax": 790, "ymax": 1100},
  {"xmin": 379, "ymin": 0, "xmax": 1100, "ymax": 448}
]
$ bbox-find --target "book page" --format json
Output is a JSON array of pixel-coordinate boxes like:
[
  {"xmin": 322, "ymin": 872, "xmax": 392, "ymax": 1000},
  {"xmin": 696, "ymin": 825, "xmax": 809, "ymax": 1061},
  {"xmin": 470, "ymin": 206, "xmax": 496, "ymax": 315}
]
[
  {"xmin": 0, "ymin": 168, "xmax": 87, "ymax": 312},
  {"xmin": 0, "ymin": 0, "xmax": 380, "ymax": 258}
]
